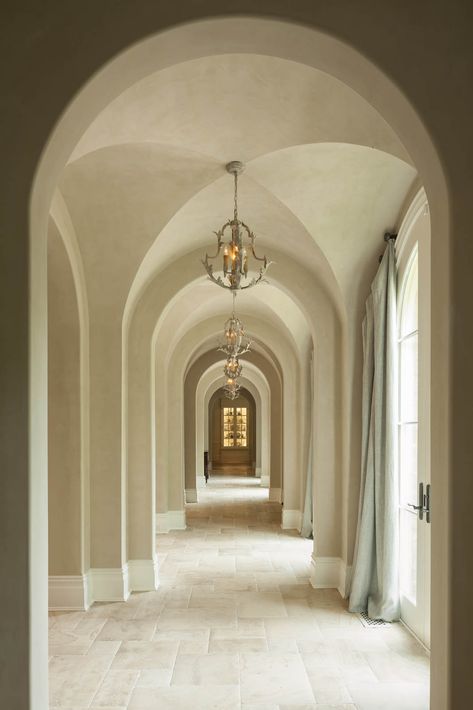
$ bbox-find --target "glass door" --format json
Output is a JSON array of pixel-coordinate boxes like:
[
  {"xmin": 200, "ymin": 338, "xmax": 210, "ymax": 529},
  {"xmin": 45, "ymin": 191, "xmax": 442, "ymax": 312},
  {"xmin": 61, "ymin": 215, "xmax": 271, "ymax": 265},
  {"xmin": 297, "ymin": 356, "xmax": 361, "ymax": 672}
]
[
  {"xmin": 223, "ymin": 406, "xmax": 248, "ymax": 448},
  {"xmin": 398, "ymin": 248, "xmax": 430, "ymax": 646}
]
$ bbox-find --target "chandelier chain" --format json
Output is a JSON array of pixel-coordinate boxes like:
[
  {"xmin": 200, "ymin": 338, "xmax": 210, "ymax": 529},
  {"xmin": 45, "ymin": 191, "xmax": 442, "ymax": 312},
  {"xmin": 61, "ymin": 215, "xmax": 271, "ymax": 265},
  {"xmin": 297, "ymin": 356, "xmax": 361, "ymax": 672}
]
[{"xmin": 234, "ymin": 171, "xmax": 238, "ymax": 223}]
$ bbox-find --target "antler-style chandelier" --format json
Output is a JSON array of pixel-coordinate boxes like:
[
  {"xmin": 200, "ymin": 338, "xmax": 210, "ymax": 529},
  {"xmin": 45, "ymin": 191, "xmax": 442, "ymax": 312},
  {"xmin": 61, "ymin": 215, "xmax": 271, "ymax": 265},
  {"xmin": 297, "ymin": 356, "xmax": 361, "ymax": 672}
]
[
  {"xmin": 202, "ymin": 161, "xmax": 271, "ymax": 291},
  {"xmin": 218, "ymin": 298, "xmax": 251, "ymax": 358},
  {"xmin": 223, "ymin": 355, "xmax": 242, "ymax": 380},
  {"xmin": 219, "ymin": 293, "xmax": 250, "ymax": 400},
  {"xmin": 223, "ymin": 378, "xmax": 241, "ymax": 400}
]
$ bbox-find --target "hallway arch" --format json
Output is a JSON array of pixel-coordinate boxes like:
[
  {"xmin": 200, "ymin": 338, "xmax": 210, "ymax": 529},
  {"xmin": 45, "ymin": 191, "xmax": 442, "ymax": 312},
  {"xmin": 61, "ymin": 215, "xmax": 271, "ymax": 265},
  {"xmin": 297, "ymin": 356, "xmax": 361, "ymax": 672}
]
[
  {"xmin": 200, "ymin": 364, "xmax": 270, "ymax": 483},
  {"xmin": 5, "ymin": 10, "xmax": 458, "ymax": 710}
]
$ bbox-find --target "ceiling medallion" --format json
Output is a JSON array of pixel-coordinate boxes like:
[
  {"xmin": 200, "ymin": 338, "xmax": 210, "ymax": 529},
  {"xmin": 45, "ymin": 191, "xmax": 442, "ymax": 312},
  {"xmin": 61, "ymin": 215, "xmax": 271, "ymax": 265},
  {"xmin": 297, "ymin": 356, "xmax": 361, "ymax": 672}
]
[{"xmin": 202, "ymin": 161, "xmax": 271, "ymax": 292}]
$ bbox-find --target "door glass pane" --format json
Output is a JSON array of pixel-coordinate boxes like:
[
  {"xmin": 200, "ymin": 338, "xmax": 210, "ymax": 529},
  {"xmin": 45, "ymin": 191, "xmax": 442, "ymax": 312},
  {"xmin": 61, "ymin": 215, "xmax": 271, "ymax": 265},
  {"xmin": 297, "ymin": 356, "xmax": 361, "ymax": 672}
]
[
  {"xmin": 400, "ymin": 264, "xmax": 418, "ymax": 338},
  {"xmin": 223, "ymin": 406, "xmax": 247, "ymax": 447},
  {"xmin": 400, "ymin": 423, "xmax": 418, "ymax": 506},
  {"xmin": 400, "ymin": 335, "xmax": 418, "ymax": 422},
  {"xmin": 400, "ymin": 508, "xmax": 417, "ymax": 602}
]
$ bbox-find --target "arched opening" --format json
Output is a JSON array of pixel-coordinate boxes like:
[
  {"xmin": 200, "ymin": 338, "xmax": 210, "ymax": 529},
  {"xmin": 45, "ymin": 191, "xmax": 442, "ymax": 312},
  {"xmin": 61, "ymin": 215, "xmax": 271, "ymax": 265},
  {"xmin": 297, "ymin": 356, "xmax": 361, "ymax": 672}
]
[
  {"xmin": 3, "ymin": 12, "xmax": 457, "ymax": 710},
  {"xmin": 208, "ymin": 387, "xmax": 256, "ymax": 476}
]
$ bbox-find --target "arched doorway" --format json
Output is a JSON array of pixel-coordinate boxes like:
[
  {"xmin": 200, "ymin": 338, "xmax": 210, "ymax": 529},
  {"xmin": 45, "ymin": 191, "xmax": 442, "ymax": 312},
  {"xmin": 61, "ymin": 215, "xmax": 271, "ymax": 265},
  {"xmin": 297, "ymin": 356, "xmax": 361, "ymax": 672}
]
[
  {"xmin": 208, "ymin": 387, "xmax": 257, "ymax": 476},
  {"xmin": 2, "ymin": 10, "xmax": 462, "ymax": 710}
]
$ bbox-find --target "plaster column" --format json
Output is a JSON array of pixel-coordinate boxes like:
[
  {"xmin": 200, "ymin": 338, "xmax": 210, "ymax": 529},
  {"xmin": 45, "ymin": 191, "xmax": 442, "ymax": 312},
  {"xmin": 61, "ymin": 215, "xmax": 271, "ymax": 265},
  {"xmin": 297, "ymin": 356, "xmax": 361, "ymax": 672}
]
[{"xmin": 48, "ymin": 225, "xmax": 87, "ymax": 610}]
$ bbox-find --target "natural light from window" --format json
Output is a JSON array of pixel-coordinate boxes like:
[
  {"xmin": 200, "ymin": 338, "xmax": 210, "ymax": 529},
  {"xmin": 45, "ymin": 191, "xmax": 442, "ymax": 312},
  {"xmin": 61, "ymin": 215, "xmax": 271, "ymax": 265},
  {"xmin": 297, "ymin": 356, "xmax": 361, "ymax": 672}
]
[{"xmin": 399, "ymin": 250, "xmax": 419, "ymax": 603}]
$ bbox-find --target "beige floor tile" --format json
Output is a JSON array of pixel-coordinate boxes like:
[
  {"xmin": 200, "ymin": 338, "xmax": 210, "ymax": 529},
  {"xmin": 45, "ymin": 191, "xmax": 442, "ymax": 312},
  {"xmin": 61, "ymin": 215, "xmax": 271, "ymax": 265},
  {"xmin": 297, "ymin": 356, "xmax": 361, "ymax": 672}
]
[
  {"xmin": 110, "ymin": 640, "xmax": 178, "ymax": 670},
  {"xmin": 347, "ymin": 681, "xmax": 429, "ymax": 709},
  {"xmin": 237, "ymin": 591, "xmax": 288, "ymax": 618},
  {"xmin": 128, "ymin": 685, "xmax": 240, "ymax": 708},
  {"xmin": 153, "ymin": 627, "xmax": 210, "ymax": 647},
  {"xmin": 86, "ymin": 640, "xmax": 122, "ymax": 656},
  {"xmin": 209, "ymin": 636, "xmax": 268, "ymax": 653},
  {"xmin": 96, "ymin": 619, "xmax": 156, "ymax": 642},
  {"xmin": 90, "ymin": 669, "xmax": 139, "ymax": 705},
  {"xmin": 309, "ymin": 676, "xmax": 354, "ymax": 705},
  {"xmin": 264, "ymin": 618, "xmax": 323, "ymax": 641},
  {"xmin": 240, "ymin": 652, "xmax": 315, "ymax": 705},
  {"xmin": 157, "ymin": 607, "xmax": 236, "ymax": 630},
  {"xmin": 48, "ymin": 476, "xmax": 429, "ymax": 710},
  {"xmin": 49, "ymin": 670, "xmax": 108, "ymax": 707},
  {"xmin": 171, "ymin": 652, "xmax": 239, "ymax": 685},
  {"xmin": 267, "ymin": 638, "xmax": 299, "ymax": 653},
  {"xmin": 189, "ymin": 589, "xmax": 237, "ymax": 609},
  {"xmin": 136, "ymin": 669, "xmax": 173, "ymax": 687}
]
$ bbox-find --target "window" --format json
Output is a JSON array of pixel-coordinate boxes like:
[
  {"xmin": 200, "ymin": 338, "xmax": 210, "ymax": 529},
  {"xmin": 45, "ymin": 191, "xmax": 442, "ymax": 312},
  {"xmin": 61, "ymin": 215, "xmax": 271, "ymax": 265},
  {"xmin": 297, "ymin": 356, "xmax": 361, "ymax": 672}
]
[
  {"xmin": 223, "ymin": 406, "xmax": 248, "ymax": 448},
  {"xmin": 398, "ymin": 249, "xmax": 419, "ymax": 602}
]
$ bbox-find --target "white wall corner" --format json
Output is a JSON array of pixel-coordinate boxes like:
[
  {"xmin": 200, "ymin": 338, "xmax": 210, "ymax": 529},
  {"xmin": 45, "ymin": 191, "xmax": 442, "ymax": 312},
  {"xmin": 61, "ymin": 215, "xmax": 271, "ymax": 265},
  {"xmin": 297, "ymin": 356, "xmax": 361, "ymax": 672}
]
[
  {"xmin": 310, "ymin": 555, "xmax": 346, "ymax": 596},
  {"xmin": 168, "ymin": 510, "xmax": 186, "ymax": 530},
  {"xmin": 156, "ymin": 511, "xmax": 186, "ymax": 533},
  {"xmin": 128, "ymin": 559, "xmax": 159, "ymax": 592},
  {"xmin": 89, "ymin": 565, "xmax": 130, "ymax": 602},
  {"xmin": 260, "ymin": 473, "xmax": 270, "ymax": 487},
  {"xmin": 338, "ymin": 562, "xmax": 352, "ymax": 599},
  {"xmin": 281, "ymin": 509, "xmax": 302, "ymax": 531},
  {"xmin": 48, "ymin": 574, "xmax": 91, "ymax": 611},
  {"xmin": 269, "ymin": 487, "xmax": 282, "ymax": 502},
  {"xmin": 156, "ymin": 512, "xmax": 169, "ymax": 533},
  {"xmin": 185, "ymin": 488, "xmax": 198, "ymax": 503}
]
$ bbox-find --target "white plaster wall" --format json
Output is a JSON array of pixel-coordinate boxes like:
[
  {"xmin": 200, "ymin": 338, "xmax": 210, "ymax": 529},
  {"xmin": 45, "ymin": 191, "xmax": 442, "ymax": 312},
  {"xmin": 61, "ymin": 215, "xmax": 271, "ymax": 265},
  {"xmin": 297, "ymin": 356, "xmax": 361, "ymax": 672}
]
[{"xmin": 48, "ymin": 224, "xmax": 82, "ymax": 576}]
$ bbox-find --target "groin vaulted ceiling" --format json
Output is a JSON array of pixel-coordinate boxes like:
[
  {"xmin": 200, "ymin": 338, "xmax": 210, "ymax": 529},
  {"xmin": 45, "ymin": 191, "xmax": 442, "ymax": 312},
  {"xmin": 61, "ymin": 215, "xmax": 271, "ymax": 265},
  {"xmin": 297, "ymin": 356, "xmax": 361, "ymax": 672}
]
[{"xmin": 56, "ymin": 52, "xmax": 418, "ymax": 343}]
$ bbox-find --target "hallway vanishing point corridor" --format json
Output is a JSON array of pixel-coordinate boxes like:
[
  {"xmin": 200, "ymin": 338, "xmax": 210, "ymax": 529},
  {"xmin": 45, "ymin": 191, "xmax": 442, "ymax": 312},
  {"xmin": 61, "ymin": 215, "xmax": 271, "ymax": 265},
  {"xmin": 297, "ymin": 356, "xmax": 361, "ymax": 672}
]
[{"xmin": 48, "ymin": 477, "xmax": 429, "ymax": 709}]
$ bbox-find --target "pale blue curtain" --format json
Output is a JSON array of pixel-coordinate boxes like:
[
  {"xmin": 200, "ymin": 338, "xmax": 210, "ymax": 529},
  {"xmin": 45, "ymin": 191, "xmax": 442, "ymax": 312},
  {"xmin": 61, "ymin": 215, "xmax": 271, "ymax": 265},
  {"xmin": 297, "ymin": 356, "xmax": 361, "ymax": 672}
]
[
  {"xmin": 301, "ymin": 435, "xmax": 313, "ymax": 539},
  {"xmin": 348, "ymin": 241, "xmax": 399, "ymax": 621},
  {"xmin": 301, "ymin": 350, "xmax": 314, "ymax": 539}
]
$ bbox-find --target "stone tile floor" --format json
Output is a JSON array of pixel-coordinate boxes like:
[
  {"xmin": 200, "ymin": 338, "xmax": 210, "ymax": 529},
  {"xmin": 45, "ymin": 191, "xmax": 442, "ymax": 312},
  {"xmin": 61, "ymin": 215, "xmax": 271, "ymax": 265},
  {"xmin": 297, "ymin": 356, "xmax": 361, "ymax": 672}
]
[{"xmin": 49, "ymin": 475, "xmax": 430, "ymax": 708}]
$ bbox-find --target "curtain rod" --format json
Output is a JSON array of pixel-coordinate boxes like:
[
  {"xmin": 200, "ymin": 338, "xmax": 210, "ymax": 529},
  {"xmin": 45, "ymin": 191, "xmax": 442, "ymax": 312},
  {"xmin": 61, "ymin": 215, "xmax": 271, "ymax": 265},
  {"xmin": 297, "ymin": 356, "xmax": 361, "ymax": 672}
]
[{"xmin": 379, "ymin": 232, "xmax": 398, "ymax": 262}]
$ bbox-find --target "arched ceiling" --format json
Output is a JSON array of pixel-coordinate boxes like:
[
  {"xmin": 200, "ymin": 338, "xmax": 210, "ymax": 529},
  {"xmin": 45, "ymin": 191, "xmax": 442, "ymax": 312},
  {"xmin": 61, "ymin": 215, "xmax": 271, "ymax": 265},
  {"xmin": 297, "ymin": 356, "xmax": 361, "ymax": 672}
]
[
  {"xmin": 154, "ymin": 279, "xmax": 311, "ymax": 362},
  {"xmin": 70, "ymin": 54, "xmax": 412, "ymax": 165},
  {"xmin": 56, "ymin": 51, "xmax": 418, "ymax": 338}
]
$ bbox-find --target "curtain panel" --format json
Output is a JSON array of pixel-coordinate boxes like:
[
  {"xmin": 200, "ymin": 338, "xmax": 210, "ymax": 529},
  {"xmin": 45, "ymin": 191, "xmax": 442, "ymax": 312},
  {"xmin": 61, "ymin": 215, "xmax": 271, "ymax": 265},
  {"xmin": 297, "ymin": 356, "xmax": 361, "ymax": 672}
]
[{"xmin": 349, "ymin": 241, "xmax": 400, "ymax": 621}]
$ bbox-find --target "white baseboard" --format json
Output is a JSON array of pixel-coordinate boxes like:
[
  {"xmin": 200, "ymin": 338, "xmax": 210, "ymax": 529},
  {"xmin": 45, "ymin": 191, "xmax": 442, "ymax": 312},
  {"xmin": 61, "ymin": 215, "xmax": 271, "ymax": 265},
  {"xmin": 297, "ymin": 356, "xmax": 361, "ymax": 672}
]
[
  {"xmin": 89, "ymin": 565, "xmax": 130, "ymax": 602},
  {"xmin": 260, "ymin": 474, "xmax": 270, "ymax": 487},
  {"xmin": 310, "ymin": 556, "xmax": 349, "ymax": 598},
  {"xmin": 156, "ymin": 510, "xmax": 186, "ymax": 533},
  {"xmin": 185, "ymin": 488, "xmax": 198, "ymax": 503},
  {"xmin": 50, "ymin": 560, "xmax": 161, "ymax": 609},
  {"xmin": 281, "ymin": 509, "xmax": 302, "ymax": 531},
  {"xmin": 269, "ymin": 487, "xmax": 282, "ymax": 502},
  {"xmin": 48, "ymin": 574, "xmax": 91, "ymax": 611},
  {"xmin": 128, "ymin": 559, "xmax": 159, "ymax": 592}
]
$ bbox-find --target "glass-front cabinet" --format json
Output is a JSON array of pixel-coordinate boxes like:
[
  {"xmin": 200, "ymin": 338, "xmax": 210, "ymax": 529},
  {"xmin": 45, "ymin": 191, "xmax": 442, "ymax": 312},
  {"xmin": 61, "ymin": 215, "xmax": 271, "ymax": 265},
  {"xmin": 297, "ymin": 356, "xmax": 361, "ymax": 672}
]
[{"xmin": 223, "ymin": 406, "xmax": 248, "ymax": 448}]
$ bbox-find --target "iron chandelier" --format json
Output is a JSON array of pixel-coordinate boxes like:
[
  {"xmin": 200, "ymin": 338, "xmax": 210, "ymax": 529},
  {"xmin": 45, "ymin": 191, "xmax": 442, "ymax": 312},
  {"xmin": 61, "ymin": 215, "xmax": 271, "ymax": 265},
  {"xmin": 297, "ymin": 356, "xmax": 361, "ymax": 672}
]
[{"xmin": 202, "ymin": 161, "xmax": 271, "ymax": 291}]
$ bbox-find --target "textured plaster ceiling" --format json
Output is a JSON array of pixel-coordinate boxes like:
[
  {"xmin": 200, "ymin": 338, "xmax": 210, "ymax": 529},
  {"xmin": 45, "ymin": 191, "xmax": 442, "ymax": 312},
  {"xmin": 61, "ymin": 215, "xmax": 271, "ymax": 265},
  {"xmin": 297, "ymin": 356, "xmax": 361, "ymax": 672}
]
[
  {"xmin": 155, "ymin": 280, "xmax": 310, "ymax": 362},
  {"xmin": 57, "ymin": 52, "xmax": 418, "ymax": 341},
  {"xmin": 70, "ymin": 54, "xmax": 412, "ymax": 165}
]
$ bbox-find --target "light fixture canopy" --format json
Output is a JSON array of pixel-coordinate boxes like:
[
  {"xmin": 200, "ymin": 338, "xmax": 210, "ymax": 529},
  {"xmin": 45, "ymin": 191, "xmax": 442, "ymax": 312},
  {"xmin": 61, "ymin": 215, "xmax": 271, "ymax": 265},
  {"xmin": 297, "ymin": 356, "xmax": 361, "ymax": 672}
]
[{"xmin": 202, "ymin": 161, "xmax": 271, "ymax": 291}]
